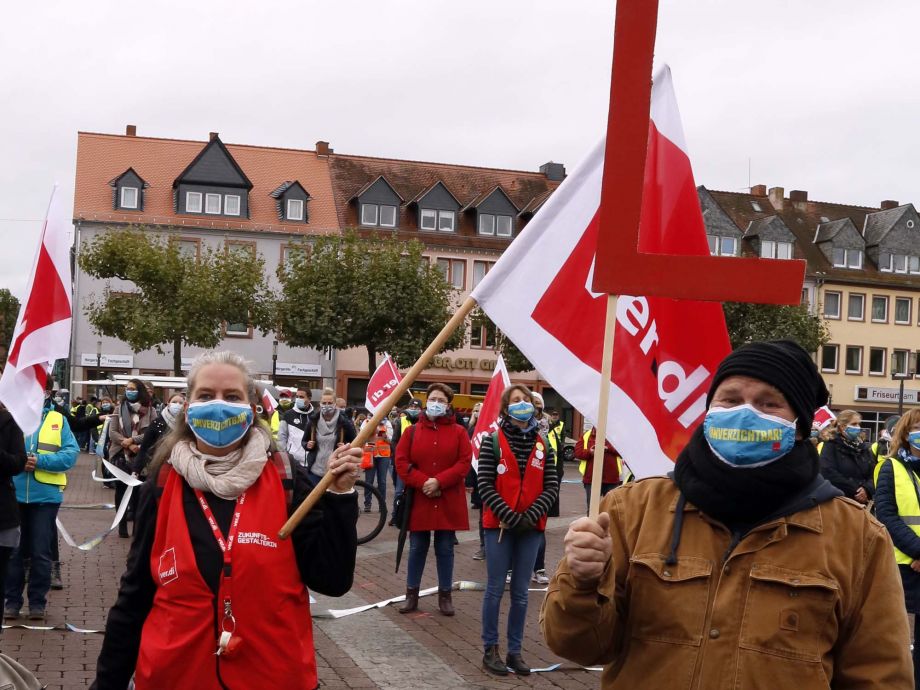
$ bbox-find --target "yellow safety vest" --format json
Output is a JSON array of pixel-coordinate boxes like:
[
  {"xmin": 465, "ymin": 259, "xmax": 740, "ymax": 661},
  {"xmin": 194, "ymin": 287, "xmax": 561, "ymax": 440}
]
[
  {"xmin": 579, "ymin": 429, "xmax": 625, "ymax": 479},
  {"xmin": 816, "ymin": 441, "xmax": 824, "ymax": 455},
  {"xmin": 401, "ymin": 416, "xmax": 411, "ymax": 433},
  {"xmin": 34, "ymin": 411, "xmax": 67, "ymax": 488},
  {"xmin": 270, "ymin": 411, "xmax": 280, "ymax": 440},
  {"xmin": 876, "ymin": 458, "xmax": 920, "ymax": 565},
  {"xmin": 547, "ymin": 421, "xmax": 564, "ymax": 458}
]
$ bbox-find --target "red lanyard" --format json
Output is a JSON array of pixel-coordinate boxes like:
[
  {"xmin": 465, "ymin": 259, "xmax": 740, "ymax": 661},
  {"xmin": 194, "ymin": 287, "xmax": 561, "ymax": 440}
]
[{"xmin": 194, "ymin": 489, "xmax": 246, "ymax": 577}]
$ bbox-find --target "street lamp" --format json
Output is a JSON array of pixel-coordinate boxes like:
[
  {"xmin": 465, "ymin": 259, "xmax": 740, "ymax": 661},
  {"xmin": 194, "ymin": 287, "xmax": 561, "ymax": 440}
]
[
  {"xmin": 96, "ymin": 340, "xmax": 102, "ymax": 368},
  {"xmin": 272, "ymin": 339, "xmax": 278, "ymax": 381},
  {"xmin": 892, "ymin": 366, "xmax": 915, "ymax": 417}
]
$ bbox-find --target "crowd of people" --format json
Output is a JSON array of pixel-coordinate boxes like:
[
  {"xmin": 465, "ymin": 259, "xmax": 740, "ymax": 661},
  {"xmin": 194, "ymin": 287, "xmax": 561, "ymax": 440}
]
[{"xmin": 1, "ymin": 341, "xmax": 920, "ymax": 687}]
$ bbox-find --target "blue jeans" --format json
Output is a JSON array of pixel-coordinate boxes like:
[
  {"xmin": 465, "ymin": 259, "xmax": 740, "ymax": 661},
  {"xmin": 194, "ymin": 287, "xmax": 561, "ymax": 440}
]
[
  {"xmin": 5, "ymin": 502, "xmax": 60, "ymax": 611},
  {"xmin": 481, "ymin": 527, "xmax": 542, "ymax": 653},
  {"xmin": 364, "ymin": 456, "xmax": 390, "ymax": 509},
  {"xmin": 407, "ymin": 530, "xmax": 454, "ymax": 591}
]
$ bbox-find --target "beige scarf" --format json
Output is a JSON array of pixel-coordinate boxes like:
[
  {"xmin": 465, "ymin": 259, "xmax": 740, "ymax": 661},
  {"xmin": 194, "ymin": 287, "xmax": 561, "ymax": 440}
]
[{"xmin": 169, "ymin": 425, "xmax": 270, "ymax": 499}]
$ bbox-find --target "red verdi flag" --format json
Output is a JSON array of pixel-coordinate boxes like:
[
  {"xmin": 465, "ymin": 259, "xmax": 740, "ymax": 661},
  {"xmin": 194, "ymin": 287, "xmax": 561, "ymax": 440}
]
[
  {"xmin": 365, "ymin": 353, "xmax": 403, "ymax": 414},
  {"xmin": 0, "ymin": 186, "xmax": 73, "ymax": 435},
  {"xmin": 470, "ymin": 355, "xmax": 511, "ymax": 470},
  {"xmin": 472, "ymin": 67, "xmax": 731, "ymax": 478}
]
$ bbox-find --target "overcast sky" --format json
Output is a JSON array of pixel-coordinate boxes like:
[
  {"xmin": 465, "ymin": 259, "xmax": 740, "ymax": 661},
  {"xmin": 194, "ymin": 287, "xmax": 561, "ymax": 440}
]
[{"xmin": 2, "ymin": 0, "xmax": 919, "ymax": 300}]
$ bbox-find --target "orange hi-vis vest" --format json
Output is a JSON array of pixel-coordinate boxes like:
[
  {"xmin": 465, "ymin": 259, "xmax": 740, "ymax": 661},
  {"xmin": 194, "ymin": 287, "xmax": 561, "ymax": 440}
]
[{"xmin": 362, "ymin": 424, "xmax": 392, "ymax": 469}]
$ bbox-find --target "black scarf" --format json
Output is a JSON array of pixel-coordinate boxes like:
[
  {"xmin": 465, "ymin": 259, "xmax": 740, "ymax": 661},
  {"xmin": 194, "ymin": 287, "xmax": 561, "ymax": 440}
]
[{"xmin": 673, "ymin": 426, "xmax": 819, "ymax": 525}]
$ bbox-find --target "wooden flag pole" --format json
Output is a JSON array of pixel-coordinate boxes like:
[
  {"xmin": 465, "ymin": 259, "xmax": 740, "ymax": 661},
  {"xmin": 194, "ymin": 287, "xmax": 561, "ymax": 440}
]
[
  {"xmin": 278, "ymin": 296, "xmax": 478, "ymax": 539},
  {"xmin": 588, "ymin": 294, "xmax": 618, "ymax": 518}
]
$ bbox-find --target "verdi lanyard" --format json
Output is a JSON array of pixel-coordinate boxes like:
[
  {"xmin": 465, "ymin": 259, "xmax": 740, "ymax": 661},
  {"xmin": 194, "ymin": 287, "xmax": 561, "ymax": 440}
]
[{"xmin": 194, "ymin": 489, "xmax": 246, "ymax": 656}]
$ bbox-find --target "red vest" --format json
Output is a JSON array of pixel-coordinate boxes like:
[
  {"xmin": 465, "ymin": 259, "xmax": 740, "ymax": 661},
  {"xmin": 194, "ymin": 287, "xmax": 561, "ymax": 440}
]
[
  {"xmin": 135, "ymin": 462, "xmax": 317, "ymax": 690},
  {"xmin": 482, "ymin": 430, "xmax": 548, "ymax": 531}
]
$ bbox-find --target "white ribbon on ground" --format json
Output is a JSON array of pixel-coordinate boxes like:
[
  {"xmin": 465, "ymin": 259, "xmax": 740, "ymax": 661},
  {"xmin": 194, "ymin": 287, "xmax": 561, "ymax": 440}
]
[{"xmin": 56, "ymin": 460, "xmax": 142, "ymax": 551}]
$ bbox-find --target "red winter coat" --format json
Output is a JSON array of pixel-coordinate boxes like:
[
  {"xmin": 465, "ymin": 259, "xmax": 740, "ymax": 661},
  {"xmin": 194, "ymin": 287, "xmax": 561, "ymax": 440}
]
[
  {"xmin": 395, "ymin": 413, "xmax": 472, "ymax": 532},
  {"xmin": 575, "ymin": 429, "xmax": 621, "ymax": 485}
]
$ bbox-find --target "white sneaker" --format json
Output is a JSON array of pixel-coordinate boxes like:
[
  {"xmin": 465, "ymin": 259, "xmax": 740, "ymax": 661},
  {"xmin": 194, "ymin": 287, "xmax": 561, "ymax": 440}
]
[
  {"xmin": 532, "ymin": 569, "xmax": 549, "ymax": 585},
  {"xmin": 505, "ymin": 570, "xmax": 512, "ymax": 584}
]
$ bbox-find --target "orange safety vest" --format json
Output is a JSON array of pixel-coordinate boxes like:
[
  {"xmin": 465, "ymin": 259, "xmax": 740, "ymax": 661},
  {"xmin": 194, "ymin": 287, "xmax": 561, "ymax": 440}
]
[{"xmin": 362, "ymin": 424, "xmax": 392, "ymax": 469}]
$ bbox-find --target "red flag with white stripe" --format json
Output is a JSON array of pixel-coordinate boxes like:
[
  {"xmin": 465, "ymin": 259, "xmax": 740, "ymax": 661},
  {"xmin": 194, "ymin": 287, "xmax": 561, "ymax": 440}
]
[
  {"xmin": 365, "ymin": 353, "xmax": 403, "ymax": 414},
  {"xmin": 470, "ymin": 355, "xmax": 511, "ymax": 471},
  {"xmin": 0, "ymin": 186, "xmax": 73, "ymax": 435},
  {"xmin": 261, "ymin": 388, "xmax": 278, "ymax": 416},
  {"xmin": 472, "ymin": 67, "xmax": 731, "ymax": 479}
]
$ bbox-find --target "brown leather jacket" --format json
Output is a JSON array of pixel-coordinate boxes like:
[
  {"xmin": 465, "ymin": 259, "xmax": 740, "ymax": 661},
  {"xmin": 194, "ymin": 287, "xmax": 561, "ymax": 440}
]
[{"xmin": 541, "ymin": 477, "xmax": 912, "ymax": 689}]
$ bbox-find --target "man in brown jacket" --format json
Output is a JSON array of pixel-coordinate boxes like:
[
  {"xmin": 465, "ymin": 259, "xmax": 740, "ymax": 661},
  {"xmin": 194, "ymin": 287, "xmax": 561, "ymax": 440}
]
[{"xmin": 541, "ymin": 340, "xmax": 913, "ymax": 689}]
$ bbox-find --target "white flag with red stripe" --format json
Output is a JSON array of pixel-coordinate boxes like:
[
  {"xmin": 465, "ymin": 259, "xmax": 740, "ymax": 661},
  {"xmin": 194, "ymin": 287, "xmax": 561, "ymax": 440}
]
[
  {"xmin": 261, "ymin": 388, "xmax": 278, "ymax": 416},
  {"xmin": 470, "ymin": 355, "xmax": 511, "ymax": 471},
  {"xmin": 471, "ymin": 66, "xmax": 731, "ymax": 479},
  {"xmin": 365, "ymin": 353, "xmax": 403, "ymax": 414},
  {"xmin": 0, "ymin": 186, "xmax": 73, "ymax": 435}
]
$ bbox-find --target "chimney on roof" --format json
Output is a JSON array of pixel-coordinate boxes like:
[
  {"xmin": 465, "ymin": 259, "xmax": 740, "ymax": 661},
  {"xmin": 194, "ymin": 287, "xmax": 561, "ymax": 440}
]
[
  {"xmin": 768, "ymin": 186, "xmax": 785, "ymax": 211},
  {"xmin": 789, "ymin": 189, "xmax": 808, "ymax": 211},
  {"xmin": 125, "ymin": 124, "xmax": 136, "ymax": 137},
  {"xmin": 209, "ymin": 132, "xmax": 219, "ymax": 141},
  {"xmin": 750, "ymin": 184, "xmax": 766, "ymax": 196},
  {"xmin": 540, "ymin": 161, "xmax": 566, "ymax": 181},
  {"xmin": 881, "ymin": 199, "xmax": 900, "ymax": 210},
  {"xmin": 315, "ymin": 140, "xmax": 333, "ymax": 156}
]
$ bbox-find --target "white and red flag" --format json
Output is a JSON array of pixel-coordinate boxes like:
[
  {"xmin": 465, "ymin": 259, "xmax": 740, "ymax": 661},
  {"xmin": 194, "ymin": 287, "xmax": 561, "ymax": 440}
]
[
  {"xmin": 365, "ymin": 353, "xmax": 403, "ymax": 414},
  {"xmin": 470, "ymin": 355, "xmax": 511, "ymax": 470},
  {"xmin": 0, "ymin": 186, "xmax": 73, "ymax": 435},
  {"xmin": 472, "ymin": 66, "xmax": 731, "ymax": 479},
  {"xmin": 812, "ymin": 406, "xmax": 836, "ymax": 431},
  {"xmin": 261, "ymin": 388, "xmax": 278, "ymax": 416}
]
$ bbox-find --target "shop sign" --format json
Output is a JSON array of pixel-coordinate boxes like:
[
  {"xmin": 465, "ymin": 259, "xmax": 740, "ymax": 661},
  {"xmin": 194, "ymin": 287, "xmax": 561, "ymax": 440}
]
[
  {"xmin": 276, "ymin": 362, "xmax": 322, "ymax": 377},
  {"xmin": 80, "ymin": 353, "xmax": 134, "ymax": 368},
  {"xmin": 854, "ymin": 386, "xmax": 919, "ymax": 404},
  {"xmin": 428, "ymin": 356, "xmax": 496, "ymax": 372}
]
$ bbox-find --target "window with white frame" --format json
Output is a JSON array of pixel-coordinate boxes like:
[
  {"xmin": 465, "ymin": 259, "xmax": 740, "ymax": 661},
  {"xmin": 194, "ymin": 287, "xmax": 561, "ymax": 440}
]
[
  {"xmin": 479, "ymin": 213, "xmax": 513, "ymax": 237},
  {"xmin": 205, "ymin": 193, "xmax": 221, "ymax": 214},
  {"xmin": 472, "ymin": 260, "xmax": 494, "ymax": 288},
  {"xmin": 226, "ymin": 319, "xmax": 249, "ymax": 336},
  {"xmin": 823, "ymin": 291, "xmax": 841, "ymax": 319},
  {"xmin": 895, "ymin": 296, "xmax": 912, "ymax": 324},
  {"xmin": 361, "ymin": 203, "xmax": 397, "ymax": 227},
  {"xmin": 360, "ymin": 203, "xmax": 378, "ymax": 226},
  {"xmin": 882, "ymin": 253, "xmax": 910, "ymax": 273},
  {"xmin": 871, "ymin": 295, "xmax": 889, "ymax": 322},
  {"xmin": 186, "ymin": 191, "xmax": 203, "ymax": 213},
  {"xmin": 820, "ymin": 344, "xmax": 839, "ymax": 372},
  {"xmin": 286, "ymin": 199, "xmax": 304, "ymax": 221},
  {"xmin": 869, "ymin": 347, "xmax": 886, "ymax": 375},
  {"xmin": 435, "ymin": 258, "xmax": 466, "ymax": 290},
  {"xmin": 470, "ymin": 315, "xmax": 497, "ymax": 349},
  {"xmin": 845, "ymin": 346, "xmax": 863, "ymax": 374},
  {"xmin": 847, "ymin": 293, "xmax": 865, "ymax": 321},
  {"xmin": 479, "ymin": 214, "xmax": 495, "ymax": 235},
  {"xmin": 224, "ymin": 195, "xmax": 240, "ymax": 216},
  {"xmin": 379, "ymin": 204, "xmax": 397, "ymax": 227},
  {"xmin": 496, "ymin": 215, "xmax": 512, "ymax": 237},
  {"xmin": 832, "ymin": 247, "xmax": 863, "ymax": 268},
  {"xmin": 760, "ymin": 240, "xmax": 793, "ymax": 259},
  {"xmin": 420, "ymin": 208, "xmax": 437, "ymax": 231},
  {"xmin": 707, "ymin": 234, "xmax": 737, "ymax": 257},
  {"xmin": 892, "ymin": 349, "xmax": 910, "ymax": 376},
  {"xmin": 120, "ymin": 187, "xmax": 138, "ymax": 209},
  {"xmin": 438, "ymin": 210, "xmax": 456, "ymax": 232}
]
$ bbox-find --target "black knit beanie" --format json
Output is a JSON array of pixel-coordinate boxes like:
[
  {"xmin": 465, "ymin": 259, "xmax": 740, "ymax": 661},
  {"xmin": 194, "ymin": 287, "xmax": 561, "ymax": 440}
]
[{"xmin": 706, "ymin": 340, "xmax": 829, "ymax": 438}]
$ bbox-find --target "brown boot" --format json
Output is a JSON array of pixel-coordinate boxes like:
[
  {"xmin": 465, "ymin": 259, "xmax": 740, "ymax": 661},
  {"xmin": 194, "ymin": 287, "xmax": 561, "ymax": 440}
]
[
  {"xmin": 437, "ymin": 589, "xmax": 455, "ymax": 616},
  {"xmin": 398, "ymin": 587, "xmax": 419, "ymax": 614}
]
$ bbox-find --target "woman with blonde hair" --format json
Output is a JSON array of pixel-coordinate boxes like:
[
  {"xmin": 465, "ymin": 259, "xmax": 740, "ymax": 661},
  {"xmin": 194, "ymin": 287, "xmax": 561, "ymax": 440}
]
[
  {"xmin": 875, "ymin": 408, "xmax": 920, "ymax": 689},
  {"xmin": 91, "ymin": 351, "xmax": 362, "ymax": 690},
  {"xmin": 819, "ymin": 409, "xmax": 875, "ymax": 505}
]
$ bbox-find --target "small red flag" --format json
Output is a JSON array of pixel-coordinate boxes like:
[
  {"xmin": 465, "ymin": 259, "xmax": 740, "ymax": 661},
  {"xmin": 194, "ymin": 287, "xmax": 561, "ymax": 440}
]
[{"xmin": 364, "ymin": 353, "xmax": 402, "ymax": 414}]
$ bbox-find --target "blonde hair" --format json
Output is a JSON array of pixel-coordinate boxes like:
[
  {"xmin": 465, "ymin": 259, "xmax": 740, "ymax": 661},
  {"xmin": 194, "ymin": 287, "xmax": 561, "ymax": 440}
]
[
  {"xmin": 322, "ymin": 387, "xmax": 335, "ymax": 398},
  {"xmin": 151, "ymin": 351, "xmax": 264, "ymax": 472},
  {"xmin": 836, "ymin": 409, "xmax": 861, "ymax": 430}
]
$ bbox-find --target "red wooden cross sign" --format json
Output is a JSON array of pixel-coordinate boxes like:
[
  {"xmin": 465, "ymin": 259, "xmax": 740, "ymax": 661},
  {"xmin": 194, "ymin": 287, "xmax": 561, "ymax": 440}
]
[{"xmin": 591, "ymin": 0, "xmax": 805, "ymax": 304}]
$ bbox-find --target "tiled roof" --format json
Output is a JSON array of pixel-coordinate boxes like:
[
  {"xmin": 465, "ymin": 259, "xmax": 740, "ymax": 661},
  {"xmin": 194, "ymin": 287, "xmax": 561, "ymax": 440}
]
[
  {"xmin": 743, "ymin": 215, "xmax": 780, "ymax": 238},
  {"xmin": 74, "ymin": 133, "xmax": 339, "ymax": 233},
  {"xmin": 814, "ymin": 217, "xmax": 855, "ymax": 243},
  {"xmin": 863, "ymin": 205, "xmax": 909, "ymax": 247},
  {"xmin": 327, "ymin": 153, "xmax": 560, "ymax": 237}
]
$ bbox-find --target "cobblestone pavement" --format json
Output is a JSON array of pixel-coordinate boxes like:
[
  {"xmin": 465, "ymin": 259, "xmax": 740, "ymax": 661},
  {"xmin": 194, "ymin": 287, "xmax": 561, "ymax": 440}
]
[{"xmin": 2, "ymin": 454, "xmax": 600, "ymax": 689}]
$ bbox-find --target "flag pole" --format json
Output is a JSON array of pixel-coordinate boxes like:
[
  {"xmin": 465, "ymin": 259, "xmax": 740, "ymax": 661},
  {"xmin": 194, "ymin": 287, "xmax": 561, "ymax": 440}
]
[
  {"xmin": 588, "ymin": 294, "xmax": 618, "ymax": 518},
  {"xmin": 278, "ymin": 296, "xmax": 478, "ymax": 539}
]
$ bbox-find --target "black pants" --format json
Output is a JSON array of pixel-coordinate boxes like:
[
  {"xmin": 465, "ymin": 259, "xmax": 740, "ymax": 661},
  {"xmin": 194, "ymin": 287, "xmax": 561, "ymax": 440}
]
[
  {"xmin": 114, "ymin": 481, "xmax": 132, "ymax": 535},
  {"xmin": 0, "ymin": 545, "xmax": 11, "ymax": 631},
  {"xmin": 914, "ymin": 614, "xmax": 920, "ymax": 690}
]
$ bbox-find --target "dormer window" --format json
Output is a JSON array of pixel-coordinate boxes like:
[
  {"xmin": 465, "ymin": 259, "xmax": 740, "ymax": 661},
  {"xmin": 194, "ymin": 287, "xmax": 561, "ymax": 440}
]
[
  {"xmin": 353, "ymin": 176, "xmax": 403, "ymax": 229},
  {"xmin": 760, "ymin": 240, "xmax": 793, "ymax": 259},
  {"xmin": 707, "ymin": 234, "xmax": 736, "ymax": 256},
  {"xmin": 120, "ymin": 187, "xmax": 138, "ymax": 209},
  {"xmin": 186, "ymin": 192, "xmax": 203, "ymax": 213},
  {"xmin": 205, "ymin": 193, "xmax": 221, "ymax": 214},
  {"xmin": 174, "ymin": 135, "xmax": 252, "ymax": 218},
  {"xmin": 270, "ymin": 180, "xmax": 311, "ymax": 223},
  {"xmin": 225, "ymin": 195, "xmax": 240, "ymax": 216},
  {"xmin": 479, "ymin": 213, "xmax": 513, "ymax": 237},
  {"xmin": 361, "ymin": 203, "xmax": 397, "ymax": 228},
  {"xmin": 880, "ymin": 252, "xmax": 920, "ymax": 274},
  {"xmin": 832, "ymin": 248, "xmax": 863, "ymax": 269},
  {"xmin": 287, "ymin": 199, "xmax": 304, "ymax": 221},
  {"xmin": 421, "ymin": 209, "xmax": 455, "ymax": 232}
]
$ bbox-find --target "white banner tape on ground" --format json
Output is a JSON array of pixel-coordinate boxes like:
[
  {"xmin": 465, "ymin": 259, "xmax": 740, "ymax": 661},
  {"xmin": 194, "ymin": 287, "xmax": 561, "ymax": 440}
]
[
  {"xmin": 57, "ymin": 461, "xmax": 142, "ymax": 551},
  {"xmin": 1, "ymin": 622, "xmax": 104, "ymax": 634}
]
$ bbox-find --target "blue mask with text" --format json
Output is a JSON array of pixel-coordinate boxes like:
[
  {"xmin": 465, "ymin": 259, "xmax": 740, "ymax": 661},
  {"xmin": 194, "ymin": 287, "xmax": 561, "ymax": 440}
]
[
  {"xmin": 844, "ymin": 426, "xmax": 862, "ymax": 441},
  {"xmin": 507, "ymin": 401, "xmax": 535, "ymax": 422},
  {"xmin": 186, "ymin": 400, "xmax": 254, "ymax": 449},
  {"xmin": 703, "ymin": 404, "xmax": 797, "ymax": 468},
  {"xmin": 909, "ymin": 431, "xmax": 920, "ymax": 453}
]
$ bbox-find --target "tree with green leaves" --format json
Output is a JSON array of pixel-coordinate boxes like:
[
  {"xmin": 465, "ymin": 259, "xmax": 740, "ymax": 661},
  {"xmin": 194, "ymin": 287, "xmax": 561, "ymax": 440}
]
[
  {"xmin": 79, "ymin": 227, "xmax": 274, "ymax": 375},
  {"xmin": 276, "ymin": 230, "xmax": 463, "ymax": 376},
  {"xmin": 722, "ymin": 302, "xmax": 830, "ymax": 353},
  {"xmin": 0, "ymin": 288, "xmax": 21, "ymax": 366},
  {"xmin": 469, "ymin": 307, "xmax": 534, "ymax": 373}
]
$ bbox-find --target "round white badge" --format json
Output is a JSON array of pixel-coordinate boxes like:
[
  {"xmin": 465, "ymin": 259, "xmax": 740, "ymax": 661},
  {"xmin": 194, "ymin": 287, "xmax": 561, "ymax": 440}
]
[
  {"xmin": 535, "ymin": 451, "xmax": 545, "ymax": 460},
  {"xmin": 497, "ymin": 464, "xmax": 507, "ymax": 475}
]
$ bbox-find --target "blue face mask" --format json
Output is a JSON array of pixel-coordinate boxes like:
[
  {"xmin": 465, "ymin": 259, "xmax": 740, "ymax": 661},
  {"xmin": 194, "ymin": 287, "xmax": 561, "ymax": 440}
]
[
  {"xmin": 186, "ymin": 400, "xmax": 254, "ymax": 449},
  {"xmin": 294, "ymin": 398, "xmax": 308, "ymax": 411},
  {"xmin": 426, "ymin": 401, "xmax": 447, "ymax": 418},
  {"xmin": 125, "ymin": 390, "xmax": 139, "ymax": 402},
  {"xmin": 843, "ymin": 426, "xmax": 863, "ymax": 441},
  {"xmin": 909, "ymin": 431, "xmax": 920, "ymax": 452},
  {"xmin": 508, "ymin": 401, "xmax": 535, "ymax": 422},
  {"xmin": 703, "ymin": 404, "xmax": 797, "ymax": 468},
  {"xmin": 406, "ymin": 408, "xmax": 420, "ymax": 420}
]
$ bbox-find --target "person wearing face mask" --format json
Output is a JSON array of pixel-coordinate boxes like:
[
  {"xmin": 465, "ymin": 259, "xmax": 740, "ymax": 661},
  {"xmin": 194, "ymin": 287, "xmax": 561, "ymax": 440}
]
[
  {"xmin": 108, "ymin": 380, "xmax": 155, "ymax": 538},
  {"xmin": 270, "ymin": 390, "xmax": 293, "ymax": 441},
  {"xmin": 301, "ymin": 388, "xmax": 356, "ymax": 487},
  {"xmin": 477, "ymin": 384, "xmax": 558, "ymax": 676},
  {"xmin": 542, "ymin": 340, "xmax": 912, "ymax": 689},
  {"xmin": 90, "ymin": 351, "xmax": 362, "ymax": 690},
  {"xmin": 819, "ymin": 409, "xmax": 875, "ymax": 506},
  {"xmin": 389, "ymin": 398, "xmax": 423, "ymax": 525},
  {"xmin": 874, "ymin": 409, "xmax": 920, "ymax": 689},
  {"xmin": 394, "ymin": 383, "xmax": 472, "ymax": 617},
  {"xmin": 277, "ymin": 387, "xmax": 314, "ymax": 468},
  {"xmin": 133, "ymin": 393, "xmax": 187, "ymax": 481},
  {"xmin": 575, "ymin": 426, "xmax": 622, "ymax": 512}
]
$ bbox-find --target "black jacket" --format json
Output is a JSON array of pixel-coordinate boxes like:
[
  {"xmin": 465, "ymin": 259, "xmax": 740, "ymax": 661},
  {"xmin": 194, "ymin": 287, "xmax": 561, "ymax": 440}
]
[
  {"xmin": 91, "ymin": 458, "xmax": 358, "ymax": 690},
  {"xmin": 819, "ymin": 435, "xmax": 875, "ymax": 499},
  {"xmin": 51, "ymin": 402, "xmax": 102, "ymax": 434},
  {"xmin": 301, "ymin": 411, "xmax": 356, "ymax": 469},
  {"xmin": 132, "ymin": 415, "xmax": 169, "ymax": 477},
  {"xmin": 0, "ymin": 411, "xmax": 26, "ymax": 530}
]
